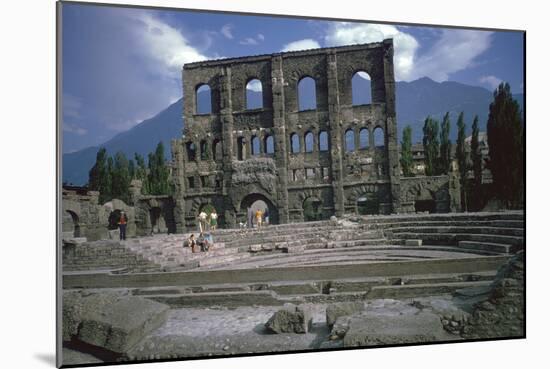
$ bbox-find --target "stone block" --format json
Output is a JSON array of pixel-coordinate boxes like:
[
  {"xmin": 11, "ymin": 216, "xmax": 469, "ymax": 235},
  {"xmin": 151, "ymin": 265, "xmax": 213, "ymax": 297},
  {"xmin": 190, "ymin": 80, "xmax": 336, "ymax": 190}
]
[
  {"xmin": 63, "ymin": 292, "xmax": 169, "ymax": 353},
  {"xmin": 342, "ymin": 311, "xmax": 446, "ymax": 347},
  {"xmin": 326, "ymin": 301, "xmax": 365, "ymax": 328},
  {"xmin": 405, "ymin": 239, "xmax": 422, "ymax": 246},
  {"xmin": 265, "ymin": 304, "xmax": 313, "ymax": 334}
]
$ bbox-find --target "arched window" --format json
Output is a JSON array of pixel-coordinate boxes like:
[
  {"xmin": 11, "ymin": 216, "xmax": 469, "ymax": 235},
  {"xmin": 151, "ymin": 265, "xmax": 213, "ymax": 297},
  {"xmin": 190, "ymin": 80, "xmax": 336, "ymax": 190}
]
[
  {"xmin": 305, "ymin": 131, "xmax": 314, "ymax": 153},
  {"xmin": 352, "ymin": 71, "xmax": 372, "ymax": 106},
  {"xmin": 290, "ymin": 133, "xmax": 300, "ymax": 153},
  {"xmin": 212, "ymin": 139, "xmax": 221, "ymax": 161},
  {"xmin": 345, "ymin": 129, "xmax": 355, "ymax": 152},
  {"xmin": 359, "ymin": 128, "xmax": 369, "ymax": 149},
  {"xmin": 200, "ymin": 140, "xmax": 208, "ymax": 160},
  {"xmin": 186, "ymin": 142, "xmax": 196, "ymax": 161},
  {"xmin": 319, "ymin": 130, "xmax": 329, "ymax": 152},
  {"xmin": 374, "ymin": 126, "xmax": 385, "ymax": 147},
  {"xmin": 246, "ymin": 79, "xmax": 263, "ymax": 110},
  {"xmin": 298, "ymin": 77, "xmax": 317, "ymax": 111},
  {"xmin": 251, "ymin": 136, "xmax": 260, "ymax": 155},
  {"xmin": 196, "ymin": 84, "xmax": 212, "ymax": 114},
  {"xmin": 264, "ymin": 135, "xmax": 275, "ymax": 154}
]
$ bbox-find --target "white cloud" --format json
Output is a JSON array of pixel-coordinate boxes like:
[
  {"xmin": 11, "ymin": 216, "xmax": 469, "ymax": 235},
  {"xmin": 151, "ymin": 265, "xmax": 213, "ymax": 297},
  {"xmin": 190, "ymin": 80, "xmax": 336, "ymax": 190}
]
[
  {"xmin": 221, "ymin": 24, "xmax": 234, "ymax": 39},
  {"xmin": 479, "ymin": 75, "xmax": 503, "ymax": 90},
  {"xmin": 412, "ymin": 29, "xmax": 493, "ymax": 82},
  {"xmin": 356, "ymin": 71, "xmax": 371, "ymax": 80},
  {"xmin": 257, "ymin": 33, "xmax": 265, "ymax": 41},
  {"xmin": 323, "ymin": 23, "xmax": 492, "ymax": 82},
  {"xmin": 246, "ymin": 79, "xmax": 263, "ymax": 92},
  {"xmin": 324, "ymin": 23, "xmax": 418, "ymax": 80},
  {"xmin": 132, "ymin": 13, "xmax": 208, "ymax": 73},
  {"xmin": 63, "ymin": 122, "xmax": 88, "ymax": 136},
  {"xmin": 240, "ymin": 37, "xmax": 259, "ymax": 46},
  {"xmin": 281, "ymin": 38, "xmax": 321, "ymax": 52}
]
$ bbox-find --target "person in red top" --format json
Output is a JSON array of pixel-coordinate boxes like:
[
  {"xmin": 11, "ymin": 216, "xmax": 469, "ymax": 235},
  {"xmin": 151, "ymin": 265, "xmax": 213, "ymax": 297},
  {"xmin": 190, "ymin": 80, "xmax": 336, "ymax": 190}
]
[{"xmin": 118, "ymin": 211, "xmax": 128, "ymax": 241}]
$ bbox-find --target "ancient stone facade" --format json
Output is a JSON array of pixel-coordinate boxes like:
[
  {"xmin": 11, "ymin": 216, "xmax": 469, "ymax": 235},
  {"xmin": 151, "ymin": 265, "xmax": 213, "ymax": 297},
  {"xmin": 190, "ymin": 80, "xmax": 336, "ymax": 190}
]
[{"xmin": 172, "ymin": 40, "xmax": 402, "ymax": 231}]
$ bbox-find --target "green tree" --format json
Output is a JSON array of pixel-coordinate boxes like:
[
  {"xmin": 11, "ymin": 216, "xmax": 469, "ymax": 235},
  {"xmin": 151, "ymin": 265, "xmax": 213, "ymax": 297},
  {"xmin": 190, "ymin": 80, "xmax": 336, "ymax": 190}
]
[
  {"xmin": 147, "ymin": 142, "xmax": 171, "ymax": 195},
  {"xmin": 134, "ymin": 153, "xmax": 149, "ymax": 194},
  {"xmin": 400, "ymin": 125, "xmax": 414, "ymax": 177},
  {"xmin": 455, "ymin": 112, "xmax": 467, "ymax": 211},
  {"xmin": 486, "ymin": 82, "xmax": 524, "ymax": 208},
  {"xmin": 128, "ymin": 159, "xmax": 135, "ymax": 180},
  {"xmin": 111, "ymin": 151, "xmax": 131, "ymax": 203},
  {"xmin": 103, "ymin": 156, "xmax": 114, "ymax": 204},
  {"xmin": 88, "ymin": 147, "xmax": 107, "ymax": 192},
  {"xmin": 470, "ymin": 115, "xmax": 483, "ymax": 209},
  {"xmin": 439, "ymin": 112, "xmax": 452, "ymax": 174},
  {"xmin": 422, "ymin": 116, "xmax": 440, "ymax": 176}
]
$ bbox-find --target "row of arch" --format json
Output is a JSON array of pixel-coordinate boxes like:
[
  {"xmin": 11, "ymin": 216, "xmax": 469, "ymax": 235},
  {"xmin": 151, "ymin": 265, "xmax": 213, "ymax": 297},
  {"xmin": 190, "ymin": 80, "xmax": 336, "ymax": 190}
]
[
  {"xmin": 344, "ymin": 126, "xmax": 385, "ymax": 152},
  {"xmin": 195, "ymin": 70, "xmax": 373, "ymax": 114},
  {"xmin": 185, "ymin": 126, "xmax": 385, "ymax": 162}
]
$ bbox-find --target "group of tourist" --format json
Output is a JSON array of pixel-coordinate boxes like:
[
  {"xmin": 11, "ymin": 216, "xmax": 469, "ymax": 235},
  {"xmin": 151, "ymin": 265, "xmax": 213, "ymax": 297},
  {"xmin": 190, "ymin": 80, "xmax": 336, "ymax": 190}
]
[
  {"xmin": 197, "ymin": 210, "xmax": 218, "ymax": 232},
  {"xmin": 184, "ymin": 232, "xmax": 213, "ymax": 253}
]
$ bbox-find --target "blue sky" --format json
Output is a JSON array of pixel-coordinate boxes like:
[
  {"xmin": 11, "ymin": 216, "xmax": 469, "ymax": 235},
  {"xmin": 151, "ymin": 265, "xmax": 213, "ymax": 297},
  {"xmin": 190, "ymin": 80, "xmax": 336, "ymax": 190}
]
[{"xmin": 61, "ymin": 3, "xmax": 524, "ymax": 153}]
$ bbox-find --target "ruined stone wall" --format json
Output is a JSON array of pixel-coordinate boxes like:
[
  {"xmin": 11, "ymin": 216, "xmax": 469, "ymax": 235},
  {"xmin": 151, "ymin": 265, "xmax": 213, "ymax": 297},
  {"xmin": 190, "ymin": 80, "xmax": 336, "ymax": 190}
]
[
  {"xmin": 173, "ymin": 40, "xmax": 402, "ymax": 231},
  {"xmin": 62, "ymin": 187, "xmax": 176, "ymax": 241},
  {"xmin": 399, "ymin": 176, "xmax": 457, "ymax": 213}
]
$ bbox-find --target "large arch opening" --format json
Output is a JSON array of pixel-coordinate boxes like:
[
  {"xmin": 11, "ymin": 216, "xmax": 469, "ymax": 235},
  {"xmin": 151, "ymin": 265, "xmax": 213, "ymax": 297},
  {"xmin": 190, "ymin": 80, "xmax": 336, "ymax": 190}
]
[
  {"xmin": 240, "ymin": 193, "xmax": 279, "ymax": 226},
  {"xmin": 352, "ymin": 71, "xmax": 372, "ymax": 105},
  {"xmin": 196, "ymin": 84, "xmax": 212, "ymax": 114},
  {"xmin": 63, "ymin": 210, "xmax": 81, "ymax": 238},
  {"xmin": 246, "ymin": 79, "xmax": 263, "ymax": 110},
  {"xmin": 302, "ymin": 196, "xmax": 324, "ymax": 222},
  {"xmin": 298, "ymin": 77, "xmax": 317, "ymax": 111},
  {"xmin": 357, "ymin": 194, "xmax": 379, "ymax": 215}
]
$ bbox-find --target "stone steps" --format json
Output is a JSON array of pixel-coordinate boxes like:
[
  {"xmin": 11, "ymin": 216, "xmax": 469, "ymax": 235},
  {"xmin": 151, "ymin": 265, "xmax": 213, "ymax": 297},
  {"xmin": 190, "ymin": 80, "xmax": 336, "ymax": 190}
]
[
  {"xmin": 388, "ymin": 226, "xmax": 524, "ymax": 237},
  {"xmin": 457, "ymin": 240, "xmax": 517, "ymax": 254},
  {"xmin": 367, "ymin": 219, "xmax": 524, "ymax": 230},
  {"xmin": 367, "ymin": 280, "xmax": 493, "ymax": 299},
  {"xmin": 393, "ymin": 232, "xmax": 524, "ymax": 247}
]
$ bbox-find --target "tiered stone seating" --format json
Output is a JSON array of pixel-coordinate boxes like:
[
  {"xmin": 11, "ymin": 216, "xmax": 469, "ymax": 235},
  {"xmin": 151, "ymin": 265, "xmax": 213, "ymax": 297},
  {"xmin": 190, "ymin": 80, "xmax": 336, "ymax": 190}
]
[
  {"xmin": 62, "ymin": 240, "xmax": 160, "ymax": 272},
  {"xmin": 365, "ymin": 212, "xmax": 524, "ymax": 255},
  {"xmin": 123, "ymin": 234, "xmax": 251, "ymax": 270}
]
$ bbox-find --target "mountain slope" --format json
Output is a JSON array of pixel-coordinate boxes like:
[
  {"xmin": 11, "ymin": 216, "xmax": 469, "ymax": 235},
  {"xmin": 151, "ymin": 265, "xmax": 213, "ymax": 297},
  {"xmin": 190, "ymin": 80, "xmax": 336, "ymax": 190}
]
[{"xmin": 63, "ymin": 98, "xmax": 183, "ymax": 185}]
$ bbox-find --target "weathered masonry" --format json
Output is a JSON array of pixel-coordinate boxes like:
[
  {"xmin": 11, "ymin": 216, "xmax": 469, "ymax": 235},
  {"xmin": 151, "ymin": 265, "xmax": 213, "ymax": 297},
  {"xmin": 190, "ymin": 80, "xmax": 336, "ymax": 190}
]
[{"xmin": 171, "ymin": 40, "xmax": 403, "ymax": 231}]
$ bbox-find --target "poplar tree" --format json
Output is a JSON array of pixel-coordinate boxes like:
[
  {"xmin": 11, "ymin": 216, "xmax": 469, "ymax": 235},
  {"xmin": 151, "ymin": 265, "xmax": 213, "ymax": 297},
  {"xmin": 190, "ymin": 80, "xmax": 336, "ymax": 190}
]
[
  {"xmin": 486, "ymin": 82, "xmax": 524, "ymax": 208},
  {"xmin": 423, "ymin": 116, "xmax": 440, "ymax": 176},
  {"xmin": 111, "ymin": 151, "xmax": 131, "ymax": 203},
  {"xmin": 439, "ymin": 112, "xmax": 452, "ymax": 174}
]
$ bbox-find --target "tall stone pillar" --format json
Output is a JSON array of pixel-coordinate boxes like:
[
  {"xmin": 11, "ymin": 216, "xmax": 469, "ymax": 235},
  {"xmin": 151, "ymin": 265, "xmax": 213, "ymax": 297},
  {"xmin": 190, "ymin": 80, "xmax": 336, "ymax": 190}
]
[
  {"xmin": 219, "ymin": 66, "xmax": 237, "ymax": 227},
  {"xmin": 171, "ymin": 137, "xmax": 186, "ymax": 233},
  {"xmin": 382, "ymin": 39, "xmax": 401, "ymax": 213},
  {"xmin": 271, "ymin": 55, "xmax": 290, "ymax": 224},
  {"xmin": 327, "ymin": 52, "xmax": 345, "ymax": 216}
]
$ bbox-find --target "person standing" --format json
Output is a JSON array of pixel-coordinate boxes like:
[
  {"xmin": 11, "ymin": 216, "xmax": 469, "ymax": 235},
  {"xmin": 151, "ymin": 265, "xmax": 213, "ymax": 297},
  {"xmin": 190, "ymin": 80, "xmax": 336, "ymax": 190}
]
[
  {"xmin": 198, "ymin": 211, "xmax": 207, "ymax": 232},
  {"xmin": 209, "ymin": 210, "xmax": 218, "ymax": 231},
  {"xmin": 264, "ymin": 207, "xmax": 269, "ymax": 225},
  {"xmin": 118, "ymin": 211, "xmax": 128, "ymax": 241},
  {"xmin": 255, "ymin": 208, "xmax": 263, "ymax": 229}
]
